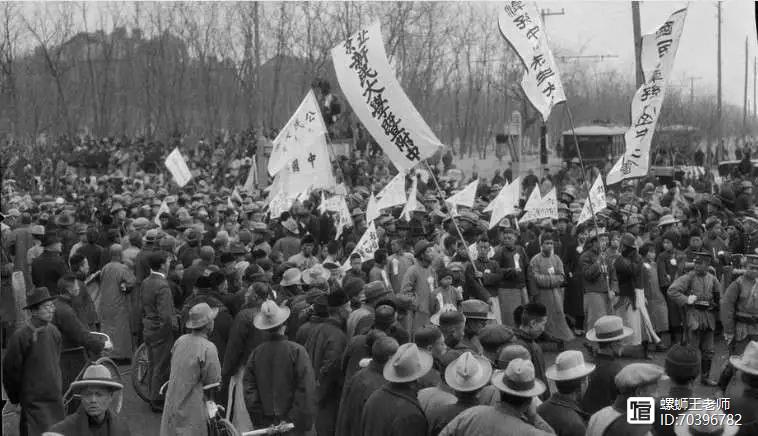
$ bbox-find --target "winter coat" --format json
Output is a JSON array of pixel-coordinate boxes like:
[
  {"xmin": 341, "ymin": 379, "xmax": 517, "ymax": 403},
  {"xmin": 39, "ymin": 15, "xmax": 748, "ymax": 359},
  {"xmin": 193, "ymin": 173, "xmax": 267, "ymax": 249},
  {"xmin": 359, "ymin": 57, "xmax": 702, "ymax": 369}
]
[
  {"xmin": 49, "ymin": 406, "xmax": 131, "ymax": 436},
  {"xmin": 335, "ymin": 360, "xmax": 386, "ymax": 436},
  {"xmin": 31, "ymin": 250, "xmax": 69, "ymax": 295},
  {"xmin": 360, "ymin": 382, "xmax": 428, "ymax": 436},
  {"xmin": 536, "ymin": 392, "xmax": 588, "ymax": 436}
]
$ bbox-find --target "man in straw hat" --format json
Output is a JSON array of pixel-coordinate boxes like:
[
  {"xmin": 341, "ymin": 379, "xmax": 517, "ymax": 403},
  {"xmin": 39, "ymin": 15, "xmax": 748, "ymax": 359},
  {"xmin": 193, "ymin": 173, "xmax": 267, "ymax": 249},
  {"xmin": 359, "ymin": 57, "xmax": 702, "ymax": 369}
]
[
  {"xmin": 427, "ymin": 351, "xmax": 493, "ymax": 436},
  {"xmin": 438, "ymin": 358, "xmax": 554, "ymax": 435},
  {"xmin": 667, "ymin": 251, "xmax": 723, "ymax": 386},
  {"xmin": 48, "ymin": 364, "xmax": 130, "ymax": 436},
  {"xmin": 160, "ymin": 302, "xmax": 222, "ymax": 436},
  {"xmin": 723, "ymin": 340, "xmax": 758, "ymax": 435},
  {"xmin": 360, "ymin": 343, "xmax": 433, "ymax": 436},
  {"xmin": 719, "ymin": 254, "xmax": 758, "ymax": 392},
  {"xmin": 243, "ymin": 300, "xmax": 316, "ymax": 435},
  {"xmin": 3, "ymin": 287, "xmax": 64, "ymax": 436},
  {"xmin": 581, "ymin": 315, "xmax": 634, "ymax": 415},
  {"xmin": 538, "ymin": 350, "xmax": 596, "ymax": 436},
  {"xmin": 586, "ymin": 363, "xmax": 666, "ymax": 436}
]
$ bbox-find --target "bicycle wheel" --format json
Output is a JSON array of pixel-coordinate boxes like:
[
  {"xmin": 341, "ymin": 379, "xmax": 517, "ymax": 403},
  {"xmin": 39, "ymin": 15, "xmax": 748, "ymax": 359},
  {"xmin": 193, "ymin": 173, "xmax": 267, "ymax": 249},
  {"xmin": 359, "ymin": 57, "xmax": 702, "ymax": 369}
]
[{"xmin": 131, "ymin": 343, "xmax": 151, "ymax": 403}]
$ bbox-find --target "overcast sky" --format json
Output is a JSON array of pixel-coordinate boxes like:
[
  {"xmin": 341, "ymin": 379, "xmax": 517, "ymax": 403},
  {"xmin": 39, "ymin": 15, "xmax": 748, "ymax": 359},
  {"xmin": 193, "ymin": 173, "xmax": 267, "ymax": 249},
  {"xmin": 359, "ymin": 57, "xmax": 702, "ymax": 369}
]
[{"xmin": 538, "ymin": 1, "xmax": 757, "ymax": 108}]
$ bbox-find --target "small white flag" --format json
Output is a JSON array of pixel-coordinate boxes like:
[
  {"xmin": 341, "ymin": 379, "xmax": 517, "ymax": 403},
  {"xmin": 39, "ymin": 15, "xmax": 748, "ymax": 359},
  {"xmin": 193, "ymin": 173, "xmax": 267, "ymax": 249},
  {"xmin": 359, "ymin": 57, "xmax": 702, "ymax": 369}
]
[
  {"xmin": 334, "ymin": 196, "xmax": 353, "ymax": 239},
  {"xmin": 366, "ymin": 194, "xmax": 380, "ymax": 223},
  {"xmin": 519, "ymin": 187, "xmax": 559, "ymax": 223},
  {"xmin": 164, "ymin": 148, "xmax": 192, "ymax": 188},
  {"xmin": 445, "ymin": 179, "xmax": 479, "ymax": 209},
  {"xmin": 577, "ymin": 175, "xmax": 607, "ymax": 225},
  {"xmin": 342, "ymin": 221, "xmax": 380, "ymax": 270},
  {"xmin": 375, "ymin": 172, "xmax": 407, "ymax": 211},
  {"xmin": 154, "ymin": 200, "xmax": 169, "ymax": 227},
  {"xmin": 400, "ymin": 176, "xmax": 419, "ymax": 222},
  {"xmin": 489, "ymin": 177, "xmax": 521, "ymax": 229}
]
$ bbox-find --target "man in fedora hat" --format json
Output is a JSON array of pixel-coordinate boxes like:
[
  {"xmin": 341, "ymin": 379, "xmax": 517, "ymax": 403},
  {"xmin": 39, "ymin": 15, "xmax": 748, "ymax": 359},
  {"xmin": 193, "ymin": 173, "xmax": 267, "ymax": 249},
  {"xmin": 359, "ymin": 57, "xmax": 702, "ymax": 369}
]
[
  {"xmin": 581, "ymin": 315, "xmax": 634, "ymax": 415},
  {"xmin": 427, "ymin": 352, "xmax": 493, "ymax": 436},
  {"xmin": 302, "ymin": 290, "xmax": 350, "ymax": 436},
  {"xmin": 347, "ymin": 280, "xmax": 392, "ymax": 338},
  {"xmin": 360, "ymin": 343, "xmax": 433, "ymax": 436},
  {"xmin": 243, "ymin": 300, "xmax": 316, "ymax": 435},
  {"xmin": 160, "ymin": 302, "xmax": 222, "ymax": 436},
  {"xmin": 586, "ymin": 363, "xmax": 666, "ymax": 436},
  {"xmin": 438, "ymin": 358, "xmax": 554, "ymax": 435},
  {"xmin": 31, "ymin": 233, "xmax": 68, "ymax": 296},
  {"xmin": 651, "ymin": 344, "xmax": 701, "ymax": 436},
  {"xmin": 336, "ymin": 335, "xmax": 399, "ymax": 436},
  {"xmin": 48, "ymin": 364, "xmax": 131, "ymax": 436},
  {"xmin": 719, "ymin": 255, "xmax": 758, "ymax": 392},
  {"xmin": 725, "ymin": 341, "xmax": 758, "ymax": 436},
  {"xmin": 538, "ymin": 350, "xmax": 596, "ymax": 436},
  {"xmin": 667, "ymin": 251, "xmax": 723, "ymax": 386},
  {"xmin": 3, "ymin": 287, "xmax": 65, "ymax": 436}
]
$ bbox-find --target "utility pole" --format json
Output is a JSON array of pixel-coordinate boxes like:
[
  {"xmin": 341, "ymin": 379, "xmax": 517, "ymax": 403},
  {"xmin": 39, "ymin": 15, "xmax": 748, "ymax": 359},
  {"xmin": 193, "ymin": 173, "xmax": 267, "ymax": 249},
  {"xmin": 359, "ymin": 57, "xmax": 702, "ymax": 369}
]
[
  {"xmin": 745, "ymin": 37, "xmax": 749, "ymax": 135},
  {"xmin": 754, "ymin": 57, "xmax": 756, "ymax": 118},
  {"xmin": 687, "ymin": 76, "xmax": 702, "ymax": 105},
  {"xmin": 632, "ymin": 1, "xmax": 644, "ymax": 87},
  {"xmin": 717, "ymin": 3, "xmax": 723, "ymax": 153}
]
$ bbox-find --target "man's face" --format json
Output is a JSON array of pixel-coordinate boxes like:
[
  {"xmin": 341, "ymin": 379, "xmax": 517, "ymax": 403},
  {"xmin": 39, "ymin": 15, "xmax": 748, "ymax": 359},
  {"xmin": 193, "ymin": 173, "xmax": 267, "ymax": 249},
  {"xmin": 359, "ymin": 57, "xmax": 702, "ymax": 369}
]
[
  {"xmin": 440, "ymin": 276, "xmax": 453, "ymax": 287},
  {"xmin": 694, "ymin": 259, "xmax": 708, "ymax": 275},
  {"xmin": 81, "ymin": 387, "xmax": 114, "ymax": 420},
  {"xmin": 444, "ymin": 323, "xmax": 465, "ymax": 347},
  {"xmin": 525, "ymin": 316, "xmax": 547, "ymax": 338},
  {"xmin": 541, "ymin": 240, "xmax": 554, "ymax": 256},
  {"xmin": 422, "ymin": 247, "xmax": 434, "ymax": 263},
  {"xmin": 477, "ymin": 242, "xmax": 490, "ymax": 260},
  {"xmin": 663, "ymin": 239, "xmax": 674, "ymax": 251},
  {"xmin": 66, "ymin": 281, "xmax": 81, "ymax": 297},
  {"xmin": 598, "ymin": 236, "xmax": 609, "ymax": 252},
  {"xmin": 502, "ymin": 233, "xmax": 516, "ymax": 248},
  {"xmin": 79, "ymin": 233, "xmax": 88, "ymax": 243},
  {"xmin": 557, "ymin": 221, "xmax": 567, "ymax": 233},
  {"xmin": 34, "ymin": 301, "xmax": 56, "ymax": 323},
  {"xmin": 390, "ymin": 240, "xmax": 401, "ymax": 254},
  {"xmin": 350, "ymin": 258, "xmax": 362, "ymax": 272},
  {"xmin": 690, "ymin": 237, "xmax": 703, "ymax": 250},
  {"xmin": 431, "ymin": 335, "xmax": 447, "ymax": 360},
  {"xmin": 302, "ymin": 243, "xmax": 314, "ymax": 257}
]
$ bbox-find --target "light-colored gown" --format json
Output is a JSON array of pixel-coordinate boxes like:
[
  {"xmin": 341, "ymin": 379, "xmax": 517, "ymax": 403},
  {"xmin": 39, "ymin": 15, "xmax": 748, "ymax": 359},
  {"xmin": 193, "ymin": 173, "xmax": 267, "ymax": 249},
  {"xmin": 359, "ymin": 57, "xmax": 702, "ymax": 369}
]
[{"xmin": 99, "ymin": 260, "xmax": 136, "ymax": 359}]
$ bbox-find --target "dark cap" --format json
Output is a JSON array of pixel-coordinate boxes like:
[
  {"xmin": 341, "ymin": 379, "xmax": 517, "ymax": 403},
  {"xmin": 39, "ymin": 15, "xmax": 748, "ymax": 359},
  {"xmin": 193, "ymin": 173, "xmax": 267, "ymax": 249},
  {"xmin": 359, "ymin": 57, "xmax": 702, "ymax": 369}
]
[
  {"xmin": 372, "ymin": 336, "xmax": 400, "ymax": 364},
  {"xmin": 342, "ymin": 278, "xmax": 365, "ymax": 299},
  {"xmin": 665, "ymin": 344, "xmax": 701, "ymax": 379},
  {"xmin": 439, "ymin": 311, "xmax": 466, "ymax": 327},
  {"xmin": 327, "ymin": 290, "xmax": 349, "ymax": 308},
  {"xmin": 478, "ymin": 325, "xmax": 515, "ymax": 350},
  {"xmin": 374, "ymin": 304, "xmax": 396, "ymax": 330},
  {"xmin": 414, "ymin": 326, "xmax": 443, "ymax": 348}
]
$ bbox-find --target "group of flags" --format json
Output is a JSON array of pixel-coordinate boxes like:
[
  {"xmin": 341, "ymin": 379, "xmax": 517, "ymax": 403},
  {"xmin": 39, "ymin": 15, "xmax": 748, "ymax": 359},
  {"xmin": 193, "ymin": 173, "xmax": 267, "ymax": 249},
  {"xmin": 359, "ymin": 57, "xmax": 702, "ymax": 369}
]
[{"xmin": 158, "ymin": 2, "xmax": 690, "ymax": 263}]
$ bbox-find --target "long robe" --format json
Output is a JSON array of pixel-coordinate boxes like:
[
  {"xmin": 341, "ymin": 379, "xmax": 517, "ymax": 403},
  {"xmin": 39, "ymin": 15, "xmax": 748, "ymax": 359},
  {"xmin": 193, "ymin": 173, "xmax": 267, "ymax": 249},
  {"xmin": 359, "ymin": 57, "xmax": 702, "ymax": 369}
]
[
  {"xmin": 100, "ymin": 260, "xmax": 137, "ymax": 359},
  {"xmin": 160, "ymin": 333, "xmax": 221, "ymax": 436}
]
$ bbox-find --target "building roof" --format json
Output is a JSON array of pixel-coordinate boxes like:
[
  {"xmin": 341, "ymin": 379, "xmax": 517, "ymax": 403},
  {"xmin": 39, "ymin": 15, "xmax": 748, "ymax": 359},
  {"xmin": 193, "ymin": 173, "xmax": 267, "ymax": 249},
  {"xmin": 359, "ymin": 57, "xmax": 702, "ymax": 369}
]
[{"xmin": 561, "ymin": 125, "xmax": 627, "ymax": 136}]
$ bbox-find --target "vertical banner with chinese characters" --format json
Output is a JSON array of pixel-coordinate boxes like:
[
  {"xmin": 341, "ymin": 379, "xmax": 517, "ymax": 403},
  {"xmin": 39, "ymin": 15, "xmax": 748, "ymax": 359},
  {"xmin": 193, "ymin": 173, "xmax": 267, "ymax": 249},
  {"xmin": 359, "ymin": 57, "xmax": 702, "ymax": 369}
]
[
  {"xmin": 498, "ymin": 2, "xmax": 566, "ymax": 120},
  {"xmin": 606, "ymin": 8, "xmax": 687, "ymax": 185},
  {"xmin": 267, "ymin": 90, "xmax": 327, "ymax": 176},
  {"xmin": 164, "ymin": 148, "xmax": 192, "ymax": 187},
  {"xmin": 342, "ymin": 221, "xmax": 380, "ymax": 270},
  {"xmin": 331, "ymin": 22, "xmax": 443, "ymax": 172},
  {"xmin": 266, "ymin": 132, "xmax": 336, "ymax": 200}
]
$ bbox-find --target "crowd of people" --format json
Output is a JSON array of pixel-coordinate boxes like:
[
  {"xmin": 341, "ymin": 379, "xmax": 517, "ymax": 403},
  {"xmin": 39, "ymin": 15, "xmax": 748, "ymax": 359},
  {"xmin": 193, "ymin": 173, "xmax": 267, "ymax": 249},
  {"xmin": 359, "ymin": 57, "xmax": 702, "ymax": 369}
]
[{"xmin": 2, "ymin": 141, "xmax": 758, "ymax": 436}]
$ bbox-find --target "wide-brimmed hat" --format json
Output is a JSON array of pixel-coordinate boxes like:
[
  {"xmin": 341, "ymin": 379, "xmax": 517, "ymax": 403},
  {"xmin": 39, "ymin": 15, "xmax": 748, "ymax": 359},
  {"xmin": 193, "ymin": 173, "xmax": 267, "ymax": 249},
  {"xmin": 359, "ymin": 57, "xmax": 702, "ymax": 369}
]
[
  {"xmin": 619, "ymin": 232, "xmax": 637, "ymax": 249},
  {"xmin": 383, "ymin": 343, "xmax": 433, "ymax": 383},
  {"xmin": 546, "ymin": 350, "xmax": 596, "ymax": 381},
  {"xmin": 729, "ymin": 340, "xmax": 758, "ymax": 376},
  {"xmin": 302, "ymin": 265, "xmax": 331, "ymax": 285},
  {"xmin": 23, "ymin": 287, "xmax": 56, "ymax": 310},
  {"xmin": 364, "ymin": 281, "xmax": 391, "ymax": 303},
  {"xmin": 658, "ymin": 214, "xmax": 680, "ymax": 227},
  {"xmin": 460, "ymin": 299, "xmax": 496, "ymax": 320},
  {"xmin": 280, "ymin": 268, "xmax": 302, "ymax": 287},
  {"xmin": 42, "ymin": 233, "xmax": 61, "ymax": 248},
  {"xmin": 673, "ymin": 407, "xmax": 740, "ymax": 436},
  {"xmin": 253, "ymin": 300, "xmax": 291, "ymax": 330},
  {"xmin": 586, "ymin": 315, "xmax": 633, "ymax": 342},
  {"xmin": 69, "ymin": 364, "xmax": 124, "ymax": 393},
  {"xmin": 185, "ymin": 303, "xmax": 219, "ymax": 329},
  {"xmin": 445, "ymin": 351, "xmax": 493, "ymax": 392},
  {"xmin": 491, "ymin": 358, "xmax": 546, "ymax": 398}
]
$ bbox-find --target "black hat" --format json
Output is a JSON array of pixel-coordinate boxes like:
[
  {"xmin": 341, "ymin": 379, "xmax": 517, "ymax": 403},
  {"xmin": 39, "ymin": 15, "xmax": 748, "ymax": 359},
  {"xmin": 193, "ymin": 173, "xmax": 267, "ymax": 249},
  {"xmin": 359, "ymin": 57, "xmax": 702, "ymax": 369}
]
[
  {"xmin": 439, "ymin": 311, "xmax": 466, "ymax": 327},
  {"xmin": 24, "ymin": 287, "xmax": 56, "ymax": 310},
  {"xmin": 327, "ymin": 290, "xmax": 349, "ymax": 308},
  {"xmin": 665, "ymin": 344, "xmax": 701, "ymax": 379},
  {"xmin": 373, "ymin": 304, "xmax": 396, "ymax": 330},
  {"xmin": 42, "ymin": 233, "xmax": 61, "ymax": 247},
  {"xmin": 196, "ymin": 272, "xmax": 215, "ymax": 289}
]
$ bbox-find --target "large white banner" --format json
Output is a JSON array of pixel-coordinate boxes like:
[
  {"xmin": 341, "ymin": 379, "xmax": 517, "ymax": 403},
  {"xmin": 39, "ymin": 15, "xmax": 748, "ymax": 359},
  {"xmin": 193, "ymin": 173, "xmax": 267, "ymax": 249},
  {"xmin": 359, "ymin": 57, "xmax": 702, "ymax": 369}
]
[
  {"xmin": 577, "ymin": 175, "xmax": 607, "ymax": 225},
  {"xmin": 332, "ymin": 23, "xmax": 443, "ymax": 172},
  {"xmin": 164, "ymin": 148, "xmax": 192, "ymax": 187},
  {"xmin": 606, "ymin": 8, "xmax": 687, "ymax": 185},
  {"xmin": 267, "ymin": 90, "xmax": 327, "ymax": 176},
  {"xmin": 498, "ymin": 2, "xmax": 566, "ymax": 120},
  {"xmin": 270, "ymin": 132, "xmax": 336, "ymax": 199},
  {"xmin": 519, "ymin": 187, "xmax": 558, "ymax": 223}
]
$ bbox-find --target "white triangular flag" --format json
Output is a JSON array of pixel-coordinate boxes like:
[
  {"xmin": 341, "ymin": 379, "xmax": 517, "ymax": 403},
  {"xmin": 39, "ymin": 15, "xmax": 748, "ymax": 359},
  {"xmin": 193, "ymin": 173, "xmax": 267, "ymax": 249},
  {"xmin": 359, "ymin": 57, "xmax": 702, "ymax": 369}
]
[
  {"xmin": 334, "ymin": 196, "xmax": 353, "ymax": 239},
  {"xmin": 519, "ymin": 187, "xmax": 559, "ymax": 223},
  {"xmin": 268, "ymin": 90, "xmax": 327, "ymax": 176},
  {"xmin": 366, "ymin": 194, "xmax": 380, "ymax": 223},
  {"xmin": 489, "ymin": 177, "xmax": 521, "ymax": 229},
  {"xmin": 445, "ymin": 179, "xmax": 479, "ymax": 209},
  {"xmin": 154, "ymin": 200, "xmax": 170, "ymax": 227},
  {"xmin": 400, "ymin": 176, "xmax": 419, "ymax": 222},
  {"xmin": 577, "ymin": 175, "xmax": 607, "ymax": 225},
  {"xmin": 484, "ymin": 178, "xmax": 519, "ymax": 213},
  {"xmin": 375, "ymin": 172, "xmax": 407, "ymax": 210},
  {"xmin": 341, "ymin": 221, "xmax": 380, "ymax": 270}
]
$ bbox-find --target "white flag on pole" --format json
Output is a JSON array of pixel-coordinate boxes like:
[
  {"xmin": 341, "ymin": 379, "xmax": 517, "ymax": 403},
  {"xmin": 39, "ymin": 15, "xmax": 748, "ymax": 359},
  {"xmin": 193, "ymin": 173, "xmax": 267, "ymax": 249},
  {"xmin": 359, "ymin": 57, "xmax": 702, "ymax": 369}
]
[
  {"xmin": 577, "ymin": 175, "xmax": 607, "ymax": 225},
  {"xmin": 164, "ymin": 148, "xmax": 192, "ymax": 187},
  {"xmin": 498, "ymin": 2, "xmax": 566, "ymax": 120},
  {"xmin": 519, "ymin": 187, "xmax": 559, "ymax": 223},
  {"xmin": 334, "ymin": 196, "xmax": 353, "ymax": 239},
  {"xmin": 606, "ymin": 8, "xmax": 687, "ymax": 185},
  {"xmin": 375, "ymin": 172, "xmax": 407, "ymax": 210},
  {"xmin": 243, "ymin": 156, "xmax": 257, "ymax": 192},
  {"xmin": 272, "ymin": 132, "xmax": 336, "ymax": 199},
  {"xmin": 445, "ymin": 179, "xmax": 479, "ymax": 209},
  {"xmin": 400, "ymin": 176, "xmax": 419, "ymax": 222},
  {"xmin": 331, "ymin": 23, "xmax": 443, "ymax": 172},
  {"xmin": 268, "ymin": 192, "xmax": 294, "ymax": 220},
  {"xmin": 154, "ymin": 200, "xmax": 169, "ymax": 227},
  {"xmin": 267, "ymin": 90, "xmax": 327, "ymax": 176},
  {"xmin": 489, "ymin": 177, "xmax": 521, "ymax": 229},
  {"xmin": 366, "ymin": 194, "xmax": 380, "ymax": 223},
  {"xmin": 485, "ymin": 177, "xmax": 520, "ymax": 213},
  {"xmin": 342, "ymin": 221, "xmax": 381, "ymax": 270}
]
